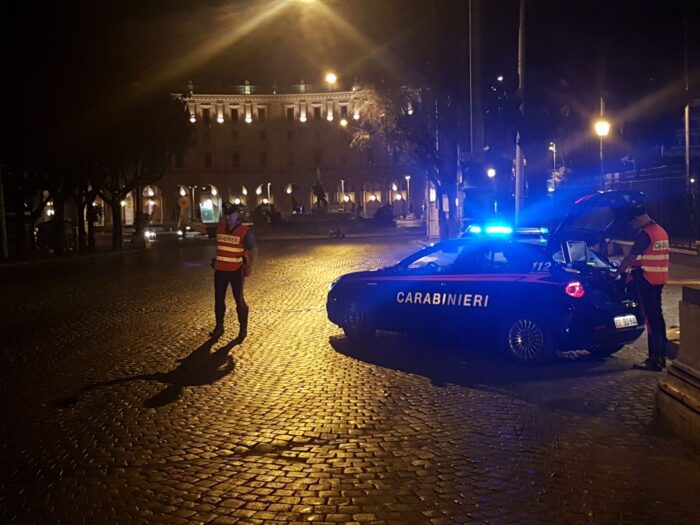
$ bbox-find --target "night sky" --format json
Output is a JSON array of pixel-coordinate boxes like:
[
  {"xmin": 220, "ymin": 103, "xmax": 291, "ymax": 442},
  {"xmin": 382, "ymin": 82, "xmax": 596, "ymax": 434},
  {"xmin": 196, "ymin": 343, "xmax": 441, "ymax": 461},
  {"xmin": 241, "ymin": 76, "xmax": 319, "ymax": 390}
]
[{"xmin": 4, "ymin": 0, "xmax": 699, "ymax": 168}]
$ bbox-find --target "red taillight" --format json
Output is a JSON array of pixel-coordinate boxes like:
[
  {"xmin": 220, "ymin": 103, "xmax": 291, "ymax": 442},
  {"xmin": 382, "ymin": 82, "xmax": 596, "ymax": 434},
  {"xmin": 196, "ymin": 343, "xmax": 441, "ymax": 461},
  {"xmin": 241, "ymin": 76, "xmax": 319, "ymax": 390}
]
[{"xmin": 565, "ymin": 281, "xmax": 585, "ymax": 298}]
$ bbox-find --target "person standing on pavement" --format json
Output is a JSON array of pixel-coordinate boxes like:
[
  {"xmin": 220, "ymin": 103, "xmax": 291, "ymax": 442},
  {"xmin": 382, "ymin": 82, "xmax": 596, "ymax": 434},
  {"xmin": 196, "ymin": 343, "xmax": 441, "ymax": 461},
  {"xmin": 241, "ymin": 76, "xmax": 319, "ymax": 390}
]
[
  {"xmin": 193, "ymin": 202, "xmax": 256, "ymax": 340},
  {"xmin": 617, "ymin": 205, "xmax": 669, "ymax": 371}
]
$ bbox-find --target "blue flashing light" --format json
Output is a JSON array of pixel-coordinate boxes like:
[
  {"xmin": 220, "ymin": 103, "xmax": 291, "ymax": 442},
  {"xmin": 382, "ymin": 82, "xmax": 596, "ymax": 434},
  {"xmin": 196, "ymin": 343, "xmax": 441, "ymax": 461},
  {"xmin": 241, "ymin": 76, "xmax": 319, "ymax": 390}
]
[
  {"xmin": 539, "ymin": 227, "xmax": 549, "ymax": 235},
  {"xmin": 467, "ymin": 225, "xmax": 482, "ymax": 234},
  {"xmin": 485, "ymin": 226, "xmax": 513, "ymax": 234}
]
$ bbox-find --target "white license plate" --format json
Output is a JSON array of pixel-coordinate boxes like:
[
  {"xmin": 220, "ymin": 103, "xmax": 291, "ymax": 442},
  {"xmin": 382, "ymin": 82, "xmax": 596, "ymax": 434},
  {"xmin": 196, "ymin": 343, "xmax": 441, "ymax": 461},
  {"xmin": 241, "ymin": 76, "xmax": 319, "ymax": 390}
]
[{"xmin": 614, "ymin": 315, "xmax": 638, "ymax": 329}]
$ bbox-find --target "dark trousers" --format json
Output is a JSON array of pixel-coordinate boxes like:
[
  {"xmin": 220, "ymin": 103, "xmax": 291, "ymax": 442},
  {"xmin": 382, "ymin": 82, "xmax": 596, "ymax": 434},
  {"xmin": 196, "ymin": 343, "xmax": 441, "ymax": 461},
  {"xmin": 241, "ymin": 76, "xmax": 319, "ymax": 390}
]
[
  {"xmin": 633, "ymin": 272, "xmax": 667, "ymax": 360},
  {"xmin": 214, "ymin": 269, "xmax": 248, "ymax": 328}
]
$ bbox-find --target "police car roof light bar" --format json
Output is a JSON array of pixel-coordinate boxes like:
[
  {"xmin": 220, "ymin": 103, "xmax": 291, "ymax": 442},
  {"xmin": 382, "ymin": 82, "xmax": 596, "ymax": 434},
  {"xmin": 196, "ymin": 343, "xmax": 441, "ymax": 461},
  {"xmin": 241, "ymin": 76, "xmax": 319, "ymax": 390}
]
[
  {"xmin": 485, "ymin": 225, "xmax": 513, "ymax": 234},
  {"xmin": 467, "ymin": 225, "xmax": 482, "ymax": 234}
]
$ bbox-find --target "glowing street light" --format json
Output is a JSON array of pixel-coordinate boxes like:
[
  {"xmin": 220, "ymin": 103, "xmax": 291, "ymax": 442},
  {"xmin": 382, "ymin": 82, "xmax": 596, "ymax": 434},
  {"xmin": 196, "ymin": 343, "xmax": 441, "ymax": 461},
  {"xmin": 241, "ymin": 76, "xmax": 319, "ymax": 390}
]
[
  {"xmin": 339, "ymin": 118, "xmax": 348, "ymax": 127},
  {"xmin": 404, "ymin": 175, "xmax": 411, "ymax": 203},
  {"xmin": 594, "ymin": 120, "xmax": 610, "ymax": 137},
  {"xmin": 486, "ymin": 168, "xmax": 496, "ymax": 178},
  {"xmin": 325, "ymin": 72, "xmax": 337, "ymax": 87}
]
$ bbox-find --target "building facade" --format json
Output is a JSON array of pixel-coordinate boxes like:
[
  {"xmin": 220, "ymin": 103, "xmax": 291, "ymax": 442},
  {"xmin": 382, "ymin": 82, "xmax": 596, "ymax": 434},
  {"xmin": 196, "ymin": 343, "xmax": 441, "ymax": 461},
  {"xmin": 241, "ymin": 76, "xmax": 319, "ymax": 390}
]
[{"xmin": 149, "ymin": 83, "xmax": 421, "ymax": 228}]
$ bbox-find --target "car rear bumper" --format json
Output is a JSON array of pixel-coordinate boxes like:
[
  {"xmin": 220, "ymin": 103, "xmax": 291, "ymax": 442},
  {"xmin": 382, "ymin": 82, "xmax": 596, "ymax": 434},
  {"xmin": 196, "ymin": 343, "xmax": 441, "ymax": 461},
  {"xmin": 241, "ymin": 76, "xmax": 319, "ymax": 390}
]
[{"xmin": 561, "ymin": 304, "xmax": 645, "ymax": 350}]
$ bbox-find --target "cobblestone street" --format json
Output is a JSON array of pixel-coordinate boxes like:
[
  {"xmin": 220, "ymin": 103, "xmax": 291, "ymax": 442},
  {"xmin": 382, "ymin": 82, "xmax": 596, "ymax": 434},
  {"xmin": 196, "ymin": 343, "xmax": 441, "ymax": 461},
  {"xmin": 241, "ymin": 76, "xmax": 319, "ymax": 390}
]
[{"xmin": 1, "ymin": 237, "xmax": 700, "ymax": 524}]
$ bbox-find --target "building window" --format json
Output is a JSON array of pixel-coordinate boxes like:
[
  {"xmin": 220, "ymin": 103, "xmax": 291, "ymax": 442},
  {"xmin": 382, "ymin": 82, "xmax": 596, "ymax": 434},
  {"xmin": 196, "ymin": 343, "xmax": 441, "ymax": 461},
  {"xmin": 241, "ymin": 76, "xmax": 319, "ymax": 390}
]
[
  {"xmin": 230, "ymin": 107, "xmax": 239, "ymax": 121},
  {"xmin": 286, "ymin": 107, "xmax": 295, "ymax": 121},
  {"xmin": 204, "ymin": 152, "xmax": 212, "ymax": 168},
  {"xmin": 175, "ymin": 154, "xmax": 183, "ymax": 168},
  {"xmin": 202, "ymin": 107, "xmax": 211, "ymax": 126},
  {"xmin": 232, "ymin": 152, "xmax": 240, "ymax": 168},
  {"xmin": 313, "ymin": 106, "xmax": 322, "ymax": 120},
  {"xmin": 313, "ymin": 150, "xmax": 323, "ymax": 167},
  {"xmin": 257, "ymin": 107, "xmax": 266, "ymax": 121},
  {"xmin": 340, "ymin": 105, "xmax": 348, "ymax": 118},
  {"xmin": 259, "ymin": 130, "xmax": 267, "ymax": 141},
  {"xmin": 287, "ymin": 130, "xmax": 294, "ymax": 140},
  {"xmin": 259, "ymin": 152, "xmax": 268, "ymax": 168}
]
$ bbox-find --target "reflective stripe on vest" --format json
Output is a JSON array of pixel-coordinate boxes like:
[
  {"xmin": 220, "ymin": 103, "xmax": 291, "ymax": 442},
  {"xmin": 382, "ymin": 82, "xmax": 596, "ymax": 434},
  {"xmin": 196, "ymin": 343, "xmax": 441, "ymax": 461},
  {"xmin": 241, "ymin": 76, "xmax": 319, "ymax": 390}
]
[
  {"xmin": 215, "ymin": 223, "xmax": 248, "ymax": 271},
  {"xmin": 632, "ymin": 223, "xmax": 669, "ymax": 285}
]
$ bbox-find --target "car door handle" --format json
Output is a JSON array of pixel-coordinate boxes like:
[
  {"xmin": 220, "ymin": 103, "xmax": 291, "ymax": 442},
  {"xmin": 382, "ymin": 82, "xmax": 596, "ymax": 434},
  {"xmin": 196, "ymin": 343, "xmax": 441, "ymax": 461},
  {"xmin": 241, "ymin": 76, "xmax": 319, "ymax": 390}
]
[{"xmin": 366, "ymin": 282, "xmax": 378, "ymax": 286}]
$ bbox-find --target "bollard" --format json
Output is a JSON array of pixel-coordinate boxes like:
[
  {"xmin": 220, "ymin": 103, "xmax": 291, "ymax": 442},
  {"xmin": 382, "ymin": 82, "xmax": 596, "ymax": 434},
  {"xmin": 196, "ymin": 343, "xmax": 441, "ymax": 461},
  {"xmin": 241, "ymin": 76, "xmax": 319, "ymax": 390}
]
[{"xmin": 656, "ymin": 286, "xmax": 700, "ymax": 448}]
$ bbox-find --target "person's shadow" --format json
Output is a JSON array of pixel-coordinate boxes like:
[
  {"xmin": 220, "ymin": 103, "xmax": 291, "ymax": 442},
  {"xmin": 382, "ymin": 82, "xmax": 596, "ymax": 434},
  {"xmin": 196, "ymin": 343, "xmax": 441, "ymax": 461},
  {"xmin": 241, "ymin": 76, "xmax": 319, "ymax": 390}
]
[{"xmin": 55, "ymin": 336, "xmax": 243, "ymax": 409}]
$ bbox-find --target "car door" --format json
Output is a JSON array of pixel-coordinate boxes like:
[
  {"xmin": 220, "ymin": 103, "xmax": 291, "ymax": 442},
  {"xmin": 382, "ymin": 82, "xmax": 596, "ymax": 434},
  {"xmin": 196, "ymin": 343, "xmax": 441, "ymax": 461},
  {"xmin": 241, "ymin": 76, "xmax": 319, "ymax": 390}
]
[{"xmin": 392, "ymin": 242, "xmax": 464, "ymax": 335}]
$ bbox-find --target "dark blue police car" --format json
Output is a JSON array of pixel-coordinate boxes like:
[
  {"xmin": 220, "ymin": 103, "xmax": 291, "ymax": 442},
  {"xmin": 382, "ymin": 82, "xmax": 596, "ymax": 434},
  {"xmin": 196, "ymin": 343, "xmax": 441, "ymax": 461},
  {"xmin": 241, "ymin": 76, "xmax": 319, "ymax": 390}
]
[{"xmin": 327, "ymin": 191, "xmax": 646, "ymax": 364}]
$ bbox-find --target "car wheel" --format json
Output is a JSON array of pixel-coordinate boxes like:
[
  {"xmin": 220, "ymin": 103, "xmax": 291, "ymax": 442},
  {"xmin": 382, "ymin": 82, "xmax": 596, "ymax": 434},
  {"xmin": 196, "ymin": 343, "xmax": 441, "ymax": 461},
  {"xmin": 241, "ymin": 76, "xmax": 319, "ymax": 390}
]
[
  {"xmin": 342, "ymin": 301, "xmax": 376, "ymax": 343},
  {"xmin": 503, "ymin": 317, "xmax": 555, "ymax": 364},
  {"xmin": 588, "ymin": 344, "xmax": 624, "ymax": 357}
]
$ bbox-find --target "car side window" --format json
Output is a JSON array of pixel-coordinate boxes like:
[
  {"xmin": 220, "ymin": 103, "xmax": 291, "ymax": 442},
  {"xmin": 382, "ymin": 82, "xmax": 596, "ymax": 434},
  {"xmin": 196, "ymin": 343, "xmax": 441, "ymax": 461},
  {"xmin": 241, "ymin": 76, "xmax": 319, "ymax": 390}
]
[
  {"xmin": 477, "ymin": 245, "xmax": 544, "ymax": 273},
  {"xmin": 406, "ymin": 246, "xmax": 462, "ymax": 272}
]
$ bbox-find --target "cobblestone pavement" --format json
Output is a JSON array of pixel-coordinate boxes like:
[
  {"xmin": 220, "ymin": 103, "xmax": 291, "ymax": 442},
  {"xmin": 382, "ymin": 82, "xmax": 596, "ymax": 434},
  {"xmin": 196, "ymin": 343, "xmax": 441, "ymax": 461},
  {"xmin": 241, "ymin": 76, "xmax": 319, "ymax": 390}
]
[{"xmin": 1, "ymin": 237, "xmax": 699, "ymax": 525}]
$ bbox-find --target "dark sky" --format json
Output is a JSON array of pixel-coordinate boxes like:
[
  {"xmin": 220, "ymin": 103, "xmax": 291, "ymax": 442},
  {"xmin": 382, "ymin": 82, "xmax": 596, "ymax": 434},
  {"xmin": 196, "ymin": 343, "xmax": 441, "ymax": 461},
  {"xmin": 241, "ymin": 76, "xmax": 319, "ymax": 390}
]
[{"xmin": 5, "ymin": 0, "xmax": 699, "ymax": 162}]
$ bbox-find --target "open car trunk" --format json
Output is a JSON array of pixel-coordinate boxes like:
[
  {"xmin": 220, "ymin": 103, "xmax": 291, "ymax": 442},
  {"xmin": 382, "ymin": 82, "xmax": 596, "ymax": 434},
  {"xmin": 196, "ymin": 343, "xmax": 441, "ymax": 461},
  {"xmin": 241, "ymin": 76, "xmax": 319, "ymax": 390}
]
[{"xmin": 548, "ymin": 190, "xmax": 647, "ymax": 305}]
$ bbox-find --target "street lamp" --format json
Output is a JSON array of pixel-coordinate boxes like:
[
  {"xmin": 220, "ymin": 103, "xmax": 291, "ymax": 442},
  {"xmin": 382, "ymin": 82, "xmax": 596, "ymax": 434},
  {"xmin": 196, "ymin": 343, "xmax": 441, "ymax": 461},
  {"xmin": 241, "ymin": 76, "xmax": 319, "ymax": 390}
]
[
  {"xmin": 340, "ymin": 179, "xmax": 345, "ymax": 205},
  {"xmin": 486, "ymin": 168, "xmax": 496, "ymax": 178},
  {"xmin": 325, "ymin": 72, "xmax": 337, "ymax": 88},
  {"xmin": 404, "ymin": 175, "xmax": 411, "ymax": 202},
  {"xmin": 548, "ymin": 142, "xmax": 557, "ymax": 171},
  {"xmin": 594, "ymin": 119, "xmax": 610, "ymax": 176}
]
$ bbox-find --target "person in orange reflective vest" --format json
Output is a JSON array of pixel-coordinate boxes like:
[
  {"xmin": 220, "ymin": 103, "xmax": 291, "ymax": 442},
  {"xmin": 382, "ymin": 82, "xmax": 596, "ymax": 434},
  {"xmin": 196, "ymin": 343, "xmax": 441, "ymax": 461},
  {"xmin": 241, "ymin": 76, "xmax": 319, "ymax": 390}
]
[
  {"xmin": 618, "ymin": 205, "xmax": 669, "ymax": 371},
  {"xmin": 194, "ymin": 202, "xmax": 256, "ymax": 340}
]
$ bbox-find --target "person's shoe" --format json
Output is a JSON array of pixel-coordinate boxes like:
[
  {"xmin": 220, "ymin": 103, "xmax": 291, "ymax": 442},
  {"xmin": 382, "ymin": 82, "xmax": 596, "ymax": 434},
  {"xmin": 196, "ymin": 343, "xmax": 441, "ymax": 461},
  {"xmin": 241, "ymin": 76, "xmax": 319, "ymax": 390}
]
[
  {"xmin": 209, "ymin": 325, "xmax": 224, "ymax": 338},
  {"xmin": 632, "ymin": 359, "xmax": 663, "ymax": 372}
]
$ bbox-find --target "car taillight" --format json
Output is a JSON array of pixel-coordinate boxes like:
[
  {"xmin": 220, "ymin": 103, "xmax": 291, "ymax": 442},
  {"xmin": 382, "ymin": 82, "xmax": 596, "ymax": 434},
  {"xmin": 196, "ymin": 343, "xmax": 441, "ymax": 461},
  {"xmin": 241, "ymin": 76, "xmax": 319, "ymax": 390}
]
[{"xmin": 565, "ymin": 281, "xmax": 585, "ymax": 298}]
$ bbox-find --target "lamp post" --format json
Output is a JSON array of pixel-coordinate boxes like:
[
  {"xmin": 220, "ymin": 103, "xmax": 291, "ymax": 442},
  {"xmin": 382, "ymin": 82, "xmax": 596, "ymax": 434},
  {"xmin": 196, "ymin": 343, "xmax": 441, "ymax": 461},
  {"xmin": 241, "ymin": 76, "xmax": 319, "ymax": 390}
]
[
  {"xmin": 404, "ymin": 175, "xmax": 411, "ymax": 213},
  {"xmin": 266, "ymin": 182, "xmax": 271, "ymax": 205},
  {"xmin": 548, "ymin": 142, "xmax": 557, "ymax": 171},
  {"xmin": 594, "ymin": 97, "xmax": 610, "ymax": 178},
  {"xmin": 594, "ymin": 119, "xmax": 610, "ymax": 177},
  {"xmin": 340, "ymin": 179, "xmax": 345, "ymax": 210}
]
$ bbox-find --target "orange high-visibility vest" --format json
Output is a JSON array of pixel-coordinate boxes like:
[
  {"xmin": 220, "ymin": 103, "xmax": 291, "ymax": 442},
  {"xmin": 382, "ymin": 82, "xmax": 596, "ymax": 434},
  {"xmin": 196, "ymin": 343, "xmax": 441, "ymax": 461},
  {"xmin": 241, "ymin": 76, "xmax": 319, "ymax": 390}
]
[
  {"xmin": 632, "ymin": 222, "xmax": 669, "ymax": 285},
  {"xmin": 214, "ymin": 222, "xmax": 249, "ymax": 272}
]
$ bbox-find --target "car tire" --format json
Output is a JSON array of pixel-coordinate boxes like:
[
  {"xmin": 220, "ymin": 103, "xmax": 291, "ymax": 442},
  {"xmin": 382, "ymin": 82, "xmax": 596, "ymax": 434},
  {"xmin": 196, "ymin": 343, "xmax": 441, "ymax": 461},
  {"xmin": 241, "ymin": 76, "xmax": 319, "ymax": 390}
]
[
  {"xmin": 502, "ymin": 317, "xmax": 556, "ymax": 365},
  {"xmin": 342, "ymin": 301, "xmax": 376, "ymax": 344},
  {"xmin": 588, "ymin": 344, "xmax": 624, "ymax": 357}
]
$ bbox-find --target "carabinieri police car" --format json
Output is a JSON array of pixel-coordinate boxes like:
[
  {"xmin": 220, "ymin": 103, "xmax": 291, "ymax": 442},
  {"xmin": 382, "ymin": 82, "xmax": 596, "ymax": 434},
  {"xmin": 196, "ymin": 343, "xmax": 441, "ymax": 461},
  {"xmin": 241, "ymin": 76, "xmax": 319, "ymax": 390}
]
[{"xmin": 327, "ymin": 191, "xmax": 646, "ymax": 364}]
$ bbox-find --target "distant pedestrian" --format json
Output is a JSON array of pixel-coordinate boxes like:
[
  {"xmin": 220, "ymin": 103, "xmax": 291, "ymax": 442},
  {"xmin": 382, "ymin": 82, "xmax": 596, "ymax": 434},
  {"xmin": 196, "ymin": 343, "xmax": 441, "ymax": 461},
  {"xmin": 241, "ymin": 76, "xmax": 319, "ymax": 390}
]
[
  {"xmin": 618, "ymin": 205, "xmax": 669, "ymax": 371},
  {"xmin": 193, "ymin": 203, "xmax": 256, "ymax": 341}
]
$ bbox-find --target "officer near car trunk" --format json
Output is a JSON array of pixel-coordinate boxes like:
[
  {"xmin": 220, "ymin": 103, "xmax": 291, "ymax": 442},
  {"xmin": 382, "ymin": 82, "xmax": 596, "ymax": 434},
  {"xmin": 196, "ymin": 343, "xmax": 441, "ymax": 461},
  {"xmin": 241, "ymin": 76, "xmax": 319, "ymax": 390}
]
[
  {"xmin": 618, "ymin": 205, "xmax": 669, "ymax": 371},
  {"xmin": 194, "ymin": 202, "xmax": 256, "ymax": 340}
]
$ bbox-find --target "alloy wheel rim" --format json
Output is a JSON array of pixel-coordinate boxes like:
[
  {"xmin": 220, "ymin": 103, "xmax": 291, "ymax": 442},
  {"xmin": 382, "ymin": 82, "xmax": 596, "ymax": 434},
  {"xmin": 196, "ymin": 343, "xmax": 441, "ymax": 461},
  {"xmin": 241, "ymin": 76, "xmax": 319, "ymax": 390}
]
[{"xmin": 508, "ymin": 319, "xmax": 545, "ymax": 360}]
